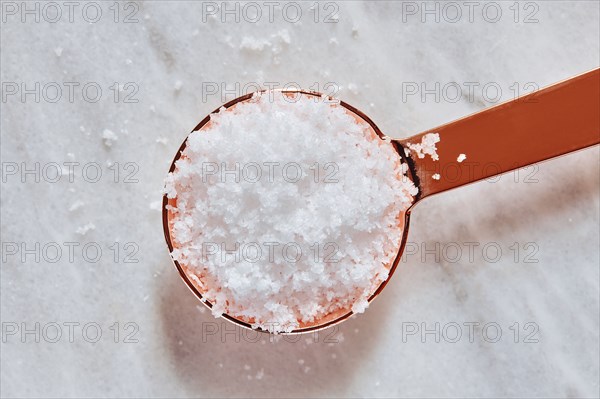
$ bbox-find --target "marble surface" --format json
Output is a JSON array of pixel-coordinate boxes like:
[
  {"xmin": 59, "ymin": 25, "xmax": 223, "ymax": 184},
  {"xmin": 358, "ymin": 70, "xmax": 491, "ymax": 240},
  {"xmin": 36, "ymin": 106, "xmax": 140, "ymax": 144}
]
[{"xmin": 1, "ymin": 1, "xmax": 599, "ymax": 398}]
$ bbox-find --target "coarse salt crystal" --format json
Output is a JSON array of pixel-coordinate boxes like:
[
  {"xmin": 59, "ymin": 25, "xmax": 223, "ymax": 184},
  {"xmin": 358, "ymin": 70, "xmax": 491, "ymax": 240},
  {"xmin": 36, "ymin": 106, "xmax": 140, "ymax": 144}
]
[
  {"xmin": 255, "ymin": 369, "xmax": 264, "ymax": 380},
  {"xmin": 76, "ymin": 222, "xmax": 95, "ymax": 236},
  {"xmin": 405, "ymin": 133, "xmax": 440, "ymax": 161},
  {"xmin": 102, "ymin": 129, "xmax": 118, "ymax": 147},
  {"xmin": 432, "ymin": 173, "xmax": 441, "ymax": 180},
  {"xmin": 68, "ymin": 200, "xmax": 85, "ymax": 212},
  {"xmin": 457, "ymin": 153, "xmax": 467, "ymax": 163}
]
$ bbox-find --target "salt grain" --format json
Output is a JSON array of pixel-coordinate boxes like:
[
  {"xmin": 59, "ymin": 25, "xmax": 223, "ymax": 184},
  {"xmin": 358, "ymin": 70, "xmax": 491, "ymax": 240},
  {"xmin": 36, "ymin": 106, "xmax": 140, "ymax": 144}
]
[
  {"xmin": 76, "ymin": 222, "xmax": 95, "ymax": 236},
  {"xmin": 457, "ymin": 153, "xmax": 467, "ymax": 163},
  {"xmin": 102, "ymin": 129, "xmax": 118, "ymax": 147},
  {"xmin": 255, "ymin": 369, "xmax": 264, "ymax": 380},
  {"xmin": 406, "ymin": 133, "xmax": 440, "ymax": 161},
  {"xmin": 432, "ymin": 173, "xmax": 441, "ymax": 180},
  {"xmin": 68, "ymin": 200, "xmax": 85, "ymax": 212},
  {"xmin": 149, "ymin": 201, "xmax": 162, "ymax": 211},
  {"xmin": 166, "ymin": 91, "xmax": 417, "ymax": 333}
]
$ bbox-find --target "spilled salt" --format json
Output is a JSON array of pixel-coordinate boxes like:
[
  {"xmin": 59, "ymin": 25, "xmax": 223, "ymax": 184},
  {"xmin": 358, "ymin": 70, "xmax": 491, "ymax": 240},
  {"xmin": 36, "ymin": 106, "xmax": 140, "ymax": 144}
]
[
  {"xmin": 405, "ymin": 133, "xmax": 440, "ymax": 161},
  {"xmin": 76, "ymin": 222, "xmax": 95, "ymax": 236},
  {"xmin": 102, "ymin": 129, "xmax": 118, "ymax": 147},
  {"xmin": 68, "ymin": 200, "xmax": 85, "ymax": 212},
  {"xmin": 165, "ymin": 91, "xmax": 417, "ymax": 333}
]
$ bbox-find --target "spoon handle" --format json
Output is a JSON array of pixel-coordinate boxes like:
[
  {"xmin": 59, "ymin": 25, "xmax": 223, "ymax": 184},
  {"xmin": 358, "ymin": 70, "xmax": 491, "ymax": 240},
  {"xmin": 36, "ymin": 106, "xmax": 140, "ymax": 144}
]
[{"xmin": 397, "ymin": 68, "xmax": 600, "ymax": 202}]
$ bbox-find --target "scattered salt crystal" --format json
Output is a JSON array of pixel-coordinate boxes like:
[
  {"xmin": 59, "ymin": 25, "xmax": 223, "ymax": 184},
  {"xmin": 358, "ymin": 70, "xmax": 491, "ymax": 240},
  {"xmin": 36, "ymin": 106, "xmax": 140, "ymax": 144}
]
[
  {"xmin": 156, "ymin": 137, "xmax": 169, "ymax": 145},
  {"xmin": 347, "ymin": 83, "xmax": 359, "ymax": 95},
  {"xmin": 329, "ymin": 37, "xmax": 339, "ymax": 45},
  {"xmin": 432, "ymin": 173, "xmax": 441, "ymax": 180},
  {"xmin": 125, "ymin": 59, "xmax": 133, "ymax": 65},
  {"xmin": 174, "ymin": 80, "xmax": 183, "ymax": 91},
  {"xmin": 76, "ymin": 222, "xmax": 95, "ymax": 236},
  {"xmin": 54, "ymin": 47, "xmax": 63, "ymax": 57},
  {"xmin": 149, "ymin": 201, "xmax": 162, "ymax": 211},
  {"xmin": 240, "ymin": 36, "xmax": 271, "ymax": 52},
  {"xmin": 68, "ymin": 200, "xmax": 85, "ymax": 212},
  {"xmin": 244, "ymin": 364, "xmax": 251, "ymax": 371},
  {"xmin": 298, "ymin": 359, "xmax": 305, "ymax": 365},
  {"xmin": 405, "ymin": 133, "xmax": 440, "ymax": 161},
  {"xmin": 166, "ymin": 91, "xmax": 417, "ymax": 333},
  {"xmin": 196, "ymin": 305, "xmax": 206, "ymax": 314},
  {"xmin": 240, "ymin": 30, "xmax": 290, "ymax": 53},
  {"xmin": 255, "ymin": 369, "xmax": 264, "ymax": 380},
  {"xmin": 457, "ymin": 153, "xmax": 467, "ymax": 163},
  {"xmin": 67, "ymin": 152, "xmax": 75, "ymax": 160},
  {"xmin": 150, "ymin": 105, "xmax": 156, "ymax": 113},
  {"xmin": 276, "ymin": 29, "xmax": 291, "ymax": 44},
  {"xmin": 102, "ymin": 129, "xmax": 118, "ymax": 147},
  {"xmin": 218, "ymin": 363, "xmax": 223, "ymax": 368}
]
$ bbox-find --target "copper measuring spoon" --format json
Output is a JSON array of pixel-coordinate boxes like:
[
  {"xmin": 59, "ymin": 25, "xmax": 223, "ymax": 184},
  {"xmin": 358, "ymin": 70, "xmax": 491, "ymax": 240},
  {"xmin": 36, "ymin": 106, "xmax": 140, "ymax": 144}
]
[{"xmin": 163, "ymin": 68, "xmax": 600, "ymax": 334}]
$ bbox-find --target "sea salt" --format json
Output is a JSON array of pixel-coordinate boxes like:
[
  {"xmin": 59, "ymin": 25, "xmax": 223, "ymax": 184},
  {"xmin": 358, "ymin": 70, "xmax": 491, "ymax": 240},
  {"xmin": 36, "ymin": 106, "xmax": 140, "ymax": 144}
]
[
  {"xmin": 405, "ymin": 133, "xmax": 440, "ymax": 161},
  {"xmin": 76, "ymin": 222, "xmax": 95, "ymax": 236},
  {"xmin": 457, "ymin": 153, "xmax": 467, "ymax": 163},
  {"xmin": 255, "ymin": 369, "xmax": 264, "ymax": 380},
  {"xmin": 165, "ymin": 91, "xmax": 418, "ymax": 333},
  {"xmin": 432, "ymin": 173, "xmax": 441, "ymax": 180},
  {"xmin": 68, "ymin": 200, "xmax": 85, "ymax": 212},
  {"xmin": 102, "ymin": 129, "xmax": 118, "ymax": 147}
]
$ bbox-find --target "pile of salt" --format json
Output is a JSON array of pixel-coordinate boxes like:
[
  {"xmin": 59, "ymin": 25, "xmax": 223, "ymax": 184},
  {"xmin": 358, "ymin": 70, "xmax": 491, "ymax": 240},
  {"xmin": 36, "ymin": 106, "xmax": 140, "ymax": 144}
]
[{"xmin": 165, "ymin": 91, "xmax": 417, "ymax": 333}]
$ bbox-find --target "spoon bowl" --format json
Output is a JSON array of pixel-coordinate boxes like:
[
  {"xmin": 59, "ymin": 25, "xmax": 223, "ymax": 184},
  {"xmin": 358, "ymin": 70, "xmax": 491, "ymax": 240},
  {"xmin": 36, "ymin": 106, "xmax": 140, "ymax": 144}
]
[{"xmin": 163, "ymin": 89, "xmax": 416, "ymax": 333}]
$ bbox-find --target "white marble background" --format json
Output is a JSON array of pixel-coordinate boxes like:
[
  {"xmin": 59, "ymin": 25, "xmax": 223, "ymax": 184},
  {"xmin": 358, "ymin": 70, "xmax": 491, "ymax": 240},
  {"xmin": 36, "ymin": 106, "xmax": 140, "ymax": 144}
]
[{"xmin": 1, "ymin": 1, "xmax": 599, "ymax": 398}]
